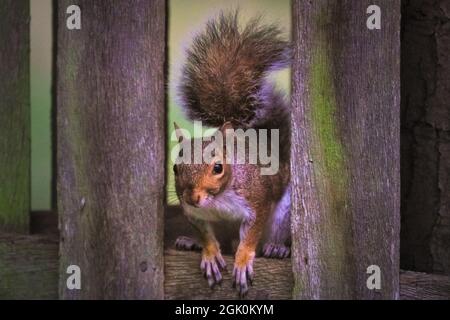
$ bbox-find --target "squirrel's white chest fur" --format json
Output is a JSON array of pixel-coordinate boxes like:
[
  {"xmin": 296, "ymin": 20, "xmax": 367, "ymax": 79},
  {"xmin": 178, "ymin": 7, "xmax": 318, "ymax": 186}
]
[{"xmin": 183, "ymin": 189, "xmax": 252, "ymax": 222}]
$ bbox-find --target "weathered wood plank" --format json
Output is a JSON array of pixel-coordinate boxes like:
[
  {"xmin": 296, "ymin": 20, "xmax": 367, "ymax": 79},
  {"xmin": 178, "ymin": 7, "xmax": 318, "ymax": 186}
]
[
  {"xmin": 165, "ymin": 249, "xmax": 293, "ymax": 300},
  {"xmin": 0, "ymin": 234, "xmax": 58, "ymax": 299},
  {"xmin": 56, "ymin": 0, "xmax": 166, "ymax": 299},
  {"xmin": 400, "ymin": 270, "xmax": 450, "ymax": 300},
  {"xmin": 1, "ymin": 233, "xmax": 449, "ymax": 300},
  {"xmin": 0, "ymin": 0, "xmax": 30, "ymax": 233},
  {"xmin": 291, "ymin": 0, "xmax": 401, "ymax": 299}
]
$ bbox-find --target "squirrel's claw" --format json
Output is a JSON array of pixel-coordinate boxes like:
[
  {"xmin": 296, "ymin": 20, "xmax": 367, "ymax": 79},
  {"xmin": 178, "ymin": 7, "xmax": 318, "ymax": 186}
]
[
  {"xmin": 232, "ymin": 261, "xmax": 254, "ymax": 298},
  {"xmin": 262, "ymin": 243, "xmax": 290, "ymax": 259},
  {"xmin": 215, "ymin": 253, "xmax": 227, "ymax": 270},
  {"xmin": 200, "ymin": 253, "xmax": 226, "ymax": 288}
]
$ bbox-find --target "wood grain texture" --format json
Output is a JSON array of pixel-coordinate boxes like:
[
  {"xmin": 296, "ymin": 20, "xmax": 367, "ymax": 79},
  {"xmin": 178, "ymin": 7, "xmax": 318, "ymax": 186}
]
[
  {"xmin": 0, "ymin": 0, "xmax": 30, "ymax": 233},
  {"xmin": 400, "ymin": 270, "xmax": 450, "ymax": 300},
  {"xmin": 0, "ymin": 234, "xmax": 58, "ymax": 299},
  {"xmin": 56, "ymin": 0, "xmax": 166, "ymax": 299},
  {"xmin": 1, "ymin": 233, "xmax": 449, "ymax": 300},
  {"xmin": 291, "ymin": 0, "xmax": 401, "ymax": 299},
  {"xmin": 165, "ymin": 249, "xmax": 292, "ymax": 300}
]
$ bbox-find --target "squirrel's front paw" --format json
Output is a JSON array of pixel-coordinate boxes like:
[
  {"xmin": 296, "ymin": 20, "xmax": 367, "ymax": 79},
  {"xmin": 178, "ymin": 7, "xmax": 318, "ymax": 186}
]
[
  {"xmin": 232, "ymin": 248, "xmax": 255, "ymax": 297},
  {"xmin": 200, "ymin": 245, "xmax": 226, "ymax": 288}
]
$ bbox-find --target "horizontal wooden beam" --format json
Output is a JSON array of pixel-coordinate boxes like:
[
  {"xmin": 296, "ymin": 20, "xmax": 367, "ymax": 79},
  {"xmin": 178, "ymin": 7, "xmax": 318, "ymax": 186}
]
[
  {"xmin": 1, "ymin": 232, "xmax": 449, "ymax": 300},
  {"xmin": 399, "ymin": 270, "xmax": 450, "ymax": 300},
  {"xmin": 0, "ymin": 234, "xmax": 58, "ymax": 299},
  {"xmin": 165, "ymin": 249, "xmax": 292, "ymax": 300}
]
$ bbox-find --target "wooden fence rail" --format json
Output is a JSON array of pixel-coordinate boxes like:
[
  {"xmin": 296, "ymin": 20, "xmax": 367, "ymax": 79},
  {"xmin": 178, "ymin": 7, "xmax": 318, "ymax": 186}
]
[{"xmin": 1, "ymin": 230, "xmax": 449, "ymax": 300}]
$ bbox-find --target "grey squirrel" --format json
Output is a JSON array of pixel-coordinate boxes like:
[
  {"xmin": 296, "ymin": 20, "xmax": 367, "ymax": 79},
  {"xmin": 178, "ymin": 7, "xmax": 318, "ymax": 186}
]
[{"xmin": 173, "ymin": 11, "xmax": 291, "ymax": 297}]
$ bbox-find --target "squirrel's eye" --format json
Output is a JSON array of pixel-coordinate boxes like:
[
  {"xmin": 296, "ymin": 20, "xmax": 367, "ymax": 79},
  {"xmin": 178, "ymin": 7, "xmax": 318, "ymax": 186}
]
[
  {"xmin": 173, "ymin": 164, "xmax": 178, "ymax": 175},
  {"xmin": 212, "ymin": 163, "xmax": 223, "ymax": 175}
]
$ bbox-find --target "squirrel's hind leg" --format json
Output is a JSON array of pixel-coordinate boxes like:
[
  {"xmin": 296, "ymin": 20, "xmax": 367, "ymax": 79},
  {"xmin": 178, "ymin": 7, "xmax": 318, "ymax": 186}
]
[
  {"xmin": 262, "ymin": 186, "xmax": 291, "ymax": 259},
  {"xmin": 175, "ymin": 236, "xmax": 202, "ymax": 252},
  {"xmin": 262, "ymin": 243, "xmax": 290, "ymax": 259}
]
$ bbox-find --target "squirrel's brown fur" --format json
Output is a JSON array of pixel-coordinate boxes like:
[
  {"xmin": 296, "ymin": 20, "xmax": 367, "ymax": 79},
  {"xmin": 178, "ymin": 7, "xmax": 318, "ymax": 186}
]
[
  {"xmin": 179, "ymin": 11, "xmax": 290, "ymax": 125},
  {"xmin": 174, "ymin": 11, "xmax": 291, "ymax": 297}
]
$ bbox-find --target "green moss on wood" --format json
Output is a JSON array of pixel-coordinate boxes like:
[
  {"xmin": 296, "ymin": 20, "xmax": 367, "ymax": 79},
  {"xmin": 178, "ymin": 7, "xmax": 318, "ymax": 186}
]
[
  {"xmin": 310, "ymin": 41, "xmax": 347, "ymax": 193},
  {"xmin": 294, "ymin": 8, "xmax": 354, "ymax": 298}
]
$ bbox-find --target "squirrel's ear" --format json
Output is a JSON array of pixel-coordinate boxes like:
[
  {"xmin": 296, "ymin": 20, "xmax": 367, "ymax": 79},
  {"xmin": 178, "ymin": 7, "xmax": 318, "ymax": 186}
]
[
  {"xmin": 219, "ymin": 121, "xmax": 234, "ymax": 134},
  {"xmin": 174, "ymin": 122, "xmax": 185, "ymax": 142}
]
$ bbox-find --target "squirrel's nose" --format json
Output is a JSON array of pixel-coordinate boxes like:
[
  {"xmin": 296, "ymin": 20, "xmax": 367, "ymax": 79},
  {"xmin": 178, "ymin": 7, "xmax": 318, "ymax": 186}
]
[
  {"xmin": 184, "ymin": 191, "xmax": 201, "ymax": 207},
  {"xmin": 193, "ymin": 194, "xmax": 200, "ymax": 206},
  {"xmin": 191, "ymin": 194, "xmax": 201, "ymax": 207}
]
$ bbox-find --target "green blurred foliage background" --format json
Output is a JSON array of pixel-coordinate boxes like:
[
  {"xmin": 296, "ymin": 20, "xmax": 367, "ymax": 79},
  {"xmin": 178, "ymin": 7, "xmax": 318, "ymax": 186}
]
[
  {"xmin": 30, "ymin": 0, "xmax": 290, "ymax": 210},
  {"xmin": 31, "ymin": 0, "xmax": 52, "ymax": 210}
]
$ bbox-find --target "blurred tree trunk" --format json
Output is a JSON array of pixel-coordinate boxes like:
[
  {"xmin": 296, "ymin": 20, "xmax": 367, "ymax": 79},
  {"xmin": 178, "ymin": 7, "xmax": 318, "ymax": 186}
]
[
  {"xmin": 291, "ymin": 0, "xmax": 400, "ymax": 299},
  {"xmin": 57, "ymin": 0, "xmax": 166, "ymax": 299},
  {"xmin": 0, "ymin": 0, "xmax": 30, "ymax": 233}
]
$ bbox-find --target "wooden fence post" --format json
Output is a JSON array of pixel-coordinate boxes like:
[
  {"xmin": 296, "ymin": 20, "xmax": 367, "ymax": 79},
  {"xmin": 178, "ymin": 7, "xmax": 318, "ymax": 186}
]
[
  {"xmin": 57, "ymin": 0, "xmax": 166, "ymax": 299},
  {"xmin": 0, "ymin": 0, "xmax": 30, "ymax": 233},
  {"xmin": 291, "ymin": 0, "xmax": 400, "ymax": 299}
]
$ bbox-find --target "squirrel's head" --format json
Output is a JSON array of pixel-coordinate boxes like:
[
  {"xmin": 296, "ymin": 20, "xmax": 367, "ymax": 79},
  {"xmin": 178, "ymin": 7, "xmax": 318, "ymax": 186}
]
[{"xmin": 173, "ymin": 122, "xmax": 233, "ymax": 208}]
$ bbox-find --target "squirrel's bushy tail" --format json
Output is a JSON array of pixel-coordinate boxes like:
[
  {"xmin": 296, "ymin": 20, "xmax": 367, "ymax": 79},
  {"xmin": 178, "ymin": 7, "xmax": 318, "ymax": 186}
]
[{"xmin": 179, "ymin": 11, "xmax": 290, "ymax": 129}]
